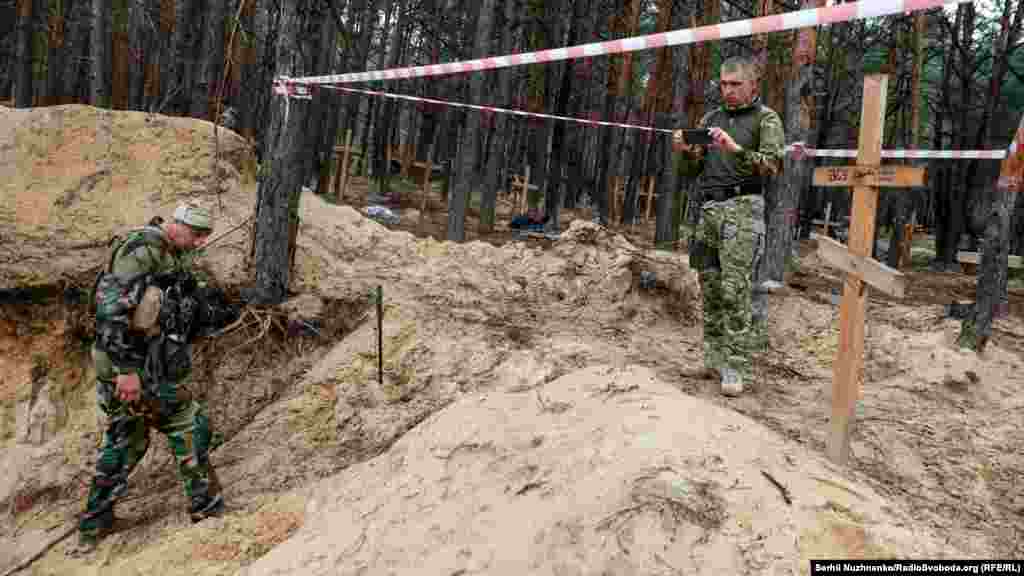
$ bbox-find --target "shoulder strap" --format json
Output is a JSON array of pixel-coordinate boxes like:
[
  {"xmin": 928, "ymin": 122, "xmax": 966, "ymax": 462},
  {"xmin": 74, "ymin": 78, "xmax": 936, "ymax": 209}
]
[
  {"xmin": 754, "ymin": 105, "xmax": 770, "ymax": 148},
  {"xmin": 106, "ymin": 225, "xmax": 170, "ymax": 274}
]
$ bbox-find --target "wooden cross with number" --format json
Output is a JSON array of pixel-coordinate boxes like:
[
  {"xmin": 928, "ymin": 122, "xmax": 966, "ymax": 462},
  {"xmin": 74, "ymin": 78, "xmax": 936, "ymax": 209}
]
[{"xmin": 811, "ymin": 75, "xmax": 926, "ymax": 466}]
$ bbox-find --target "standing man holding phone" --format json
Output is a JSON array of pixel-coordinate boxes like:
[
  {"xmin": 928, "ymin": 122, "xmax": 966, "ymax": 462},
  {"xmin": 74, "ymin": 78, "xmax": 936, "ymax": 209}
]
[{"xmin": 673, "ymin": 56, "xmax": 785, "ymax": 396}]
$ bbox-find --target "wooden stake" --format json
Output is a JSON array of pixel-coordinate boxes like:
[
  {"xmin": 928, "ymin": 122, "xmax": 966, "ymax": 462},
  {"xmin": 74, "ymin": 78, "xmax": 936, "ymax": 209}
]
[
  {"xmin": 522, "ymin": 163, "xmax": 531, "ymax": 215},
  {"xmin": 418, "ymin": 138, "xmax": 437, "ymax": 235},
  {"xmin": 899, "ymin": 210, "xmax": 917, "ymax": 270},
  {"xmin": 827, "ymin": 75, "xmax": 887, "ymax": 466},
  {"xmin": 336, "ymin": 129, "xmax": 353, "ymax": 203},
  {"xmin": 377, "ymin": 285, "xmax": 384, "ymax": 386},
  {"xmin": 644, "ymin": 177, "xmax": 656, "ymax": 222}
]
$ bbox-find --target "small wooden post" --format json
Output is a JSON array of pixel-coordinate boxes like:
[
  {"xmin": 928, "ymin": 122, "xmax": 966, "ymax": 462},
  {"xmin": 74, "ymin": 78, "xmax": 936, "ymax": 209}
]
[
  {"xmin": 335, "ymin": 129, "xmax": 353, "ymax": 203},
  {"xmin": 377, "ymin": 285, "xmax": 384, "ymax": 386},
  {"xmin": 898, "ymin": 210, "xmax": 917, "ymax": 270},
  {"xmin": 402, "ymin": 142, "xmax": 413, "ymax": 179},
  {"xmin": 644, "ymin": 177, "xmax": 657, "ymax": 222},
  {"xmin": 418, "ymin": 139, "xmax": 437, "ymax": 235},
  {"xmin": 813, "ymin": 75, "xmax": 925, "ymax": 466},
  {"xmin": 522, "ymin": 164, "xmax": 531, "ymax": 215}
]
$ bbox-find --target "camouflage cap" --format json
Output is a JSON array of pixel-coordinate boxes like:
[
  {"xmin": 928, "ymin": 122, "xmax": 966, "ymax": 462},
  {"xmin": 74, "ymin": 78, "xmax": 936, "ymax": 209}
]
[{"xmin": 173, "ymin": 202, "xmax": 214, "ymax": 232}]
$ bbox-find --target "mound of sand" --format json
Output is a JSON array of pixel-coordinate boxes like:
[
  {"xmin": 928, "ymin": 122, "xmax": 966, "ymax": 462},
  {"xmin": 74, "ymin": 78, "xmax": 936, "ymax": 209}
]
[
  {"xmin": 0, "ymin": 104, "xmax": 257, "ymax": 288},
  {"xmin": 243, "ymin": 365, "xmax": 958, "ymax": 576}
]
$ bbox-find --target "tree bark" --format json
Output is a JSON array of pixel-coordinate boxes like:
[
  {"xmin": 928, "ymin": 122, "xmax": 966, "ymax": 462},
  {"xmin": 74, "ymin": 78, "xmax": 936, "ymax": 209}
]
[
  {"xmin": 594, "ymin": 5, "xmax": 635, "ymax": 226},
  {"xmin": 14, "ymin": 0, "xmax": 33, "ymax": 107},
  {"xmin": 958, "ymin": 0, "xmax": 1024, "ymax": 350},
  {"xmin": 236, "ymin": 0, "xmax": 258, "ymax": 140},
  {"xmin": 47, "ymin": 0, "xmax": 72, "ymax": 105},
  {"xmin": 479, "ymin": 0, "xmax": 515, "ymax": 234},
  {"xmin": 250, "ymin": 0, "xmax": 310, "ymax": 305},
  {"xmin": 316, "ymin": 8, "xmax": 341, "ymax": 196},
  {"xmin": 206, "ymin": 0, "xmax": 228, "ymax": 120},
  {"xmin": 127, "ymin": 0, "xmax": 146, "ymax": 110},
  {"xmin": 679, "ymin": 1, "xmax": 718, "ymax": 241},
  {"xmin": 171, "ymin": 0, "xmax": 198, "ymax": 115},
  {"xmin": 301, "ymin": 0, "xmax": 338, "ymax": 193},
  {"xmin": 448, "ymin": 0, "xmax": 492, "ymax": 241},
  {"xmin": 188, "ymin": 0, "xmax": 213, "ymax": 118},
  {"xmin": 91, "ymin": 0, "xmax": 111, "ymax": 108}
]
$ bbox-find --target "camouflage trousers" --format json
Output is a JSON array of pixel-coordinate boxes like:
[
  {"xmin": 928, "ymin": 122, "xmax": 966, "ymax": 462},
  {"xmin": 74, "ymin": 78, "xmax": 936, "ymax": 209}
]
[
  {"xmin": 695, "ymin": 195, "xmax": 767, "ymax": 378},
  {"xmin": 80, "ymin": 346, "xmax": 221, "ymax": 537}
]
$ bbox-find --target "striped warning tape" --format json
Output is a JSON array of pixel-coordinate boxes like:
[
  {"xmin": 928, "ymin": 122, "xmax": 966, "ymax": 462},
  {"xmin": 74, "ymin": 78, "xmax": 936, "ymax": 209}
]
[
  {"xmin": 276, "ymin": 0, "xmax": 969, "ymax": 87},
  {"xmin": 324, "ymin": 86, "xmax": 674, "ymax": 133},
  {"xmin": 791, "ymin": 147, "xmax": 1008, "ymax": 159},
  {"xmin": 324, "ymin": 86, "xmax": 1008, "ymax": 160}
]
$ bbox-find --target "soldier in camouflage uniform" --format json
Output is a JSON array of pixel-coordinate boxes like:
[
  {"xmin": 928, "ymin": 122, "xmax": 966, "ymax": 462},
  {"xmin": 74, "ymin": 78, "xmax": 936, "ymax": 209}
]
[
  {"xmin": 673, "ymin": 56, "xmax": 785, "ymax": 396},
  {"xmin": 71, "ymin": 202, "xmax": 225, "ymax": 555}
]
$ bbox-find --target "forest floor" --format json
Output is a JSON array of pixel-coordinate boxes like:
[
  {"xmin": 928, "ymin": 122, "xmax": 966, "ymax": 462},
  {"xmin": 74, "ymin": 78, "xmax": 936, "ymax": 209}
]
[{"xmin": 1, "ymin": 104, "xmax": 1022, "ymax": 575}]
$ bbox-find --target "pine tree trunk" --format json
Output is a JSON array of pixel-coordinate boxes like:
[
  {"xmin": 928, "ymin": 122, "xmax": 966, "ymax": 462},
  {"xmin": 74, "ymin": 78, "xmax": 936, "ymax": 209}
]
[
  {"xmin": 317, "ymin": 27, "xmax": 341, "ymax": 197},
  {"xmin": 156, "ymin": 0, "xmax": 174, "ymax": 111},
  {"xmin": 651, "ymin": 0, "xmax": 674, "ymax": 246},
  {"xmin": 127, "ymin": 0, "xmax": 146, "ymax": 110},
  {"xmin": 304, "ymin": 0, "xmax": 338, "ymax": 193},
  {"xmin": 14, "ymin": 0, "xmax": 33, "ymax": 107},
  {"xmin": 594, "ymin": 10, "xmax": 628, "ymax": 226},
  {"xmin": 238, "ymin": 0, "xmax": 257, "ymax": 140},
  {"xmin": 61, "ymin": 1, "xmax": 89, "ymax": 104},
  {"xmin": 250, "ymin": 0, "xmax": 310, "ymax": 305},
  {"xmin": 478, "ymin": 0, "xmax": 515, "ymax": 233},
  {"xmin": 959, "ymin": 0, "xmax": 1024, "ymax": 350},
  {"xmin": 932, "ymin": 8, "xmax": 957, "ymax": 268},
  {"xmin": 204, "ymin": 0, "xmax": 227, "ymax": 120},
  {"xmin": 47, "ymin": 0, "xmax": 71, "ymax": 105},
  {"xmin": 339, "ymin": 0, "xmax": 373, "ymax": 150},
  {"xmin": 370, "ymin": 0, "xmax": 399, "ymax": 195},
  {"xmin": 679, "ymin": 0, "xmax": 718, "ymax": 240},
  {"xmin": 448, "ymin": 0, "xmax": 492, "ymax": 241},
  {"xmin": 171, "ymin": 0, "xmax": 196, "ymax": 115},
  {"xmin": 760, "ymin": 0, "xmax": 806, "ymax": 284},
  {"xmin": 91, "ymin": 0, "xmax": 111, "ymax": 108},
  {"xmin": 188, "ymin": 0, "xmax": 211, "ymax": 118},
  {"xmin": 547, "ymin": 11, "xmax": 579, "ymax": 234}
]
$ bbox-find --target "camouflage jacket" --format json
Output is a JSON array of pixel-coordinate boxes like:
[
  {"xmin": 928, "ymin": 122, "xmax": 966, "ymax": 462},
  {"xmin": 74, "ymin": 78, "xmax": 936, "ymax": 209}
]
[
  {"xmin": 93, "ymin": 226, "xmax": 182, "ymax": 377},
  {"xmin": 677, "ymin": 99, "xmax": 785, "ymax": 204}
]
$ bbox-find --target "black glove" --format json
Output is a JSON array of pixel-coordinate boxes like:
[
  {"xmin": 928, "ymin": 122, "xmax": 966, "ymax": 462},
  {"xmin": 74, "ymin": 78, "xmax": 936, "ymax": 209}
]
[
  {"xmin": 192, "ymin": 286, "xmax": 240, "ymax": 337},
  {"xmin": 689, "ymin": 238, "xmax": 705, "ymax": 271}
]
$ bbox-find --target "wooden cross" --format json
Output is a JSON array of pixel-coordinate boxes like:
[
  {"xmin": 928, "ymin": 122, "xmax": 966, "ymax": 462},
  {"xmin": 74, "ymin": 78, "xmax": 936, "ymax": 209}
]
[
  {"xmin": 333, "ymin": 129, "xmax": 364, "ymax": 203},
  {"xmin": 811, "ymin": 75, "xmax": 926, "ymax": 466},
  {"xmin": 511, "ymin": 164, "xmax": 538, "ymax": 214}
]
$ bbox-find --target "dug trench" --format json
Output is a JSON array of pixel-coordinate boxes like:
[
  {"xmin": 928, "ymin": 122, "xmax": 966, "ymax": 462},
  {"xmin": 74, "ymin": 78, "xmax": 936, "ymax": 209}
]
[
  {"xmin": 0, "ymin": 273, "xmax": 374, "ymax": 572},
  {"xmin": 3, "ymin": 204, "xmax": 1024, "ymax": 573},
  {"xmin": 2, "ymin": 104, "xmax": 1023, "ymax": 572}
]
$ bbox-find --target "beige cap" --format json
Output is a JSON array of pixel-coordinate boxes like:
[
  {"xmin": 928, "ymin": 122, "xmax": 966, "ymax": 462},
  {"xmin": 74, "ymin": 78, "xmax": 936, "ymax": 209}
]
[{"xmin": 173, "ymin": 202, "xmax": 213, "ymax": 232}]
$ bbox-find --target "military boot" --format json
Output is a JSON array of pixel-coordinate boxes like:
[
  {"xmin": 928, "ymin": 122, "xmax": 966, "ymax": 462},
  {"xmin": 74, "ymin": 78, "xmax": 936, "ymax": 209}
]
[
  {"xmin": 67, "ymin": 508, "xmax": 115, "ymax": 557},
  {"xmin": 190, "ymin": 493, "xmax": 225, "ymax": 523},
  {"xmin": 721, "ymin": 367, "xmax": 744, "ymax": 397}
]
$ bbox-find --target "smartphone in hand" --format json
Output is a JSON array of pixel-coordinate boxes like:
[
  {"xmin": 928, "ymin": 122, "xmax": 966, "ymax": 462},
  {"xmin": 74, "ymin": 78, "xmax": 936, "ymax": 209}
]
[{"xmin": 681, "ymin": 128, "xmax": 713, "ymax": 145}]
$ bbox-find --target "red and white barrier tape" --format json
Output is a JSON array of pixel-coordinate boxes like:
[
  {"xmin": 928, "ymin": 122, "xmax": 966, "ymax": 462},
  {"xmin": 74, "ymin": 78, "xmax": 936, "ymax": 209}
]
[
  {"xmin": 277, "ymin": 0, "xmax": 968, "ymax": 87},
  {"xmin": 323, "ymin": 86, "xmax": 675, "ymax": 133},
  {"xmin": 272, "ymin": 78, "xmax": 312, "ymax": 100},
  {"xmin": 788, "ymin": 147, "xmax": 1007, "ymax": 160},
  {"xmin": 321, "ymin": 86, "xmax": 1009, "ymax": 160}
]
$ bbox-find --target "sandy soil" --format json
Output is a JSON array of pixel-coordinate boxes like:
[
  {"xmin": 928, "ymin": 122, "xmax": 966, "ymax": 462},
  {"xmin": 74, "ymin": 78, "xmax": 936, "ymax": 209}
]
[{"xmin": 1, "ymin": 103, "xmax": 1021, "ymax": 576}]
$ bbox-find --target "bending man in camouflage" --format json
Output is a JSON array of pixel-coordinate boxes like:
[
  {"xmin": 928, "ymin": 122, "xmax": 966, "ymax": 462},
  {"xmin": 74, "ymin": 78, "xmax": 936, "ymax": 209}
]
[
  {"xmin": 72, "ymin": 202, "xmax": 225, "ymax": 555},
  {"xmin": 674, "ymin": 56, "xmax": 785, "ymax": 396}
]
